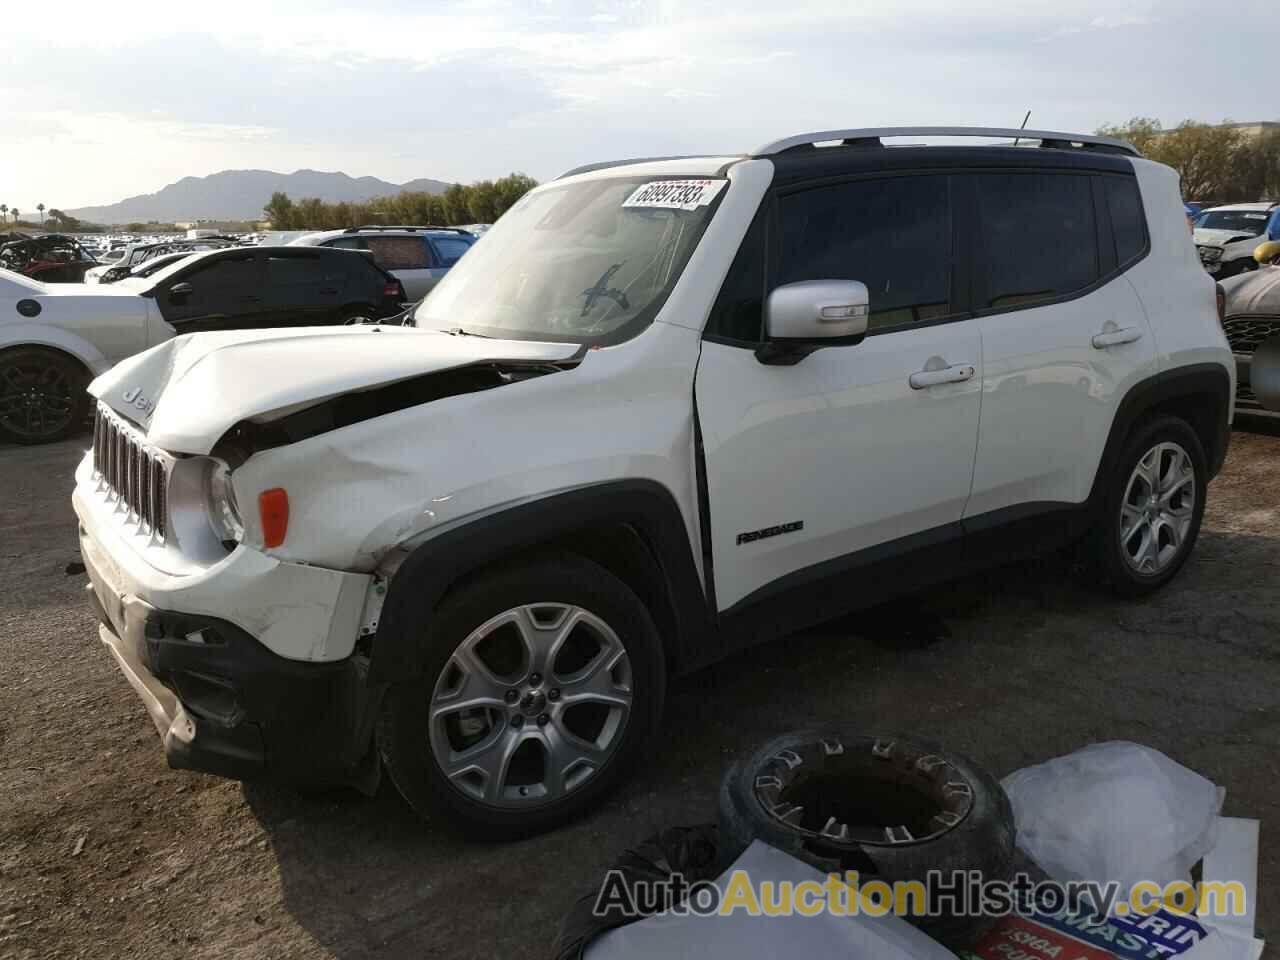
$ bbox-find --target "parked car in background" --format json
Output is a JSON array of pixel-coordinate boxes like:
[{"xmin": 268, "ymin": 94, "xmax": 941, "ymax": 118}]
[
  {"xmin": 289, "ymin": 226, "xmax": 475, "ymax": 300},
  {"xmin": 84, "ymin": 237, "xmax": 243, "ymax": 284},
  {"xmin": 74, "ymin": 127, "xmax": 1232, "ymax": 835},
  {"xmin": 0, "ymin": 234, "xmax": 100, "ymax": 283},
  {"xmin": 0, "ymin": 246, "xmax": 406, "ymax": 443},
  {"xmin": 1219, "ymin": 262, "xmax": 1280, "ymax": 417},
  {"xmin": 1193, "ymin": 202, "xmax": 1280, "ymax": 278}
]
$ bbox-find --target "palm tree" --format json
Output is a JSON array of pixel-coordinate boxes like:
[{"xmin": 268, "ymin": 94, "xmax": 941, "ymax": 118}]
[
  {"xmin": 0, "ymin": 205, "xmax": 7, "ymax": 224},
  {"xmin": 37, "ymin": 204, "xmax": 45, "ymax": 224},
  {"xmin": 10, "ymin": 207, "xmax": 18, "ymax": 224}
]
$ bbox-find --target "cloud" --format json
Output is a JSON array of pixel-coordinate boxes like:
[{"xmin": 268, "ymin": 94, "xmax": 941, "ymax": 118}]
[{"xmin": 2, "ymin": 0, "xmax": 1276, "ymax": 211}]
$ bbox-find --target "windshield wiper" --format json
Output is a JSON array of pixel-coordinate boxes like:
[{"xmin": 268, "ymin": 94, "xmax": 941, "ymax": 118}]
[
  {"xmin": 581, "ymin": 263, "xmax": 630, "ymax": 317},
  {"xmin": 443, "ymin": 326, "xmax": 493, "ymax": 338}
]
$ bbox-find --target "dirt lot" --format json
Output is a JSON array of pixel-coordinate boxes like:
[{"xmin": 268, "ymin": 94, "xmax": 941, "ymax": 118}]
[{"xmin": 1, "ymin": 425, "xmax": 1277, "ymax": 959}]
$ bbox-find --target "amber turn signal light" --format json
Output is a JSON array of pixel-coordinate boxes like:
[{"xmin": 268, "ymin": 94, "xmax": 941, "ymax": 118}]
[{"xmin": 259, "ymin": 488, "xmax": 289, "ymax": 547}]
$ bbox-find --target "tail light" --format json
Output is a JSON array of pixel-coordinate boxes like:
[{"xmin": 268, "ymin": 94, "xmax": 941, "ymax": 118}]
[
  {"xmin": 1215, "ymin": 283, "xmax": 1226, "ymax": 326},
  {"xmin": 384, "ymin": 280, "xmax": 405, "ymax": 300}
]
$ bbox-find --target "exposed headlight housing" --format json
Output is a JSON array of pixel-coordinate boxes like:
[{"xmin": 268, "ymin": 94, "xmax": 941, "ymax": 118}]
[
  {"xmin": 206, "ymin": 460, "xmax": 245, "ymax": 545},
  {"xmin": 168, "ymin": 456, "xmax": 243, "ymax": 561}
]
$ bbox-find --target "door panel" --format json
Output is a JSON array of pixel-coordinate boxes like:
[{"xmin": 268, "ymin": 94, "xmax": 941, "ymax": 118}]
[
  {"xmin": 697, "ymin": 330, "xmax": 982, "ymax": 610},
  {"xmin": 155, "ymin": 254, "xmax": 266, "ymax": 332},
  {"xmin": 963, "ymin": 171, "xmax": 1158, "ymax": 517},
  {"xmin": 966, "ymin": 281, "xmax": 1155, "ymax": 515}
]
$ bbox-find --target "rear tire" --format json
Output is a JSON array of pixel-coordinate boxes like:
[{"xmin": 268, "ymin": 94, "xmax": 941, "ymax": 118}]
[
  {"xmin": 1090, "ymin": 416, "xmax": 1206, "ymax": 598},
  {"xmin": 0, "ymin": 347, "xmax": 90, "ymax": 444},
  {"xmin": 377, "ymin": 554, "xmax": 665, "ymax": 837}
]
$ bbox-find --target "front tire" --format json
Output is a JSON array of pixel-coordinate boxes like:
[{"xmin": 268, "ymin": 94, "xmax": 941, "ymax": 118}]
[
  {"xmin": 377, "ymin": 554, "xmax": 665, "ymax": 836},
  {"xmin": 1092, "ymin": 416, "xmax": 1206, "ymax": 597}
]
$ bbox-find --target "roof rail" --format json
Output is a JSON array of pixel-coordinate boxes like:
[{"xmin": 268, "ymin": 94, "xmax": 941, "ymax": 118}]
[
  {"xmin": 342, "ymin": 225, "xmax": 474, "ymax": 235},
  {"xmin": 557, "ymin": 156, "xmax": 711, "ymax": 180},
  {"xmin": 752, "ymin": 126, "xmax": 1140, "ymax": 158}
]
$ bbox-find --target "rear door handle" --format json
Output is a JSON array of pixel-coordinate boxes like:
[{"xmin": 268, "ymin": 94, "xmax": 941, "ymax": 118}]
[
  {"xmin": 319, "ymin": 286, "xmax": 339, "ymax": 294},
  {"xmin": 1092, "ymin": 326, "xmax": 1143, "ymax": 348},
  {"xmin": 909, "ymin": 363, "xmax": 975, "ymax": 390}
]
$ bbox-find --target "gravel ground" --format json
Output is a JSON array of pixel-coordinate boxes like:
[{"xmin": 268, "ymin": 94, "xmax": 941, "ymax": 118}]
[{"xmin": 1, "ymin": 424, "xmax": 1276, "ymax": 959}]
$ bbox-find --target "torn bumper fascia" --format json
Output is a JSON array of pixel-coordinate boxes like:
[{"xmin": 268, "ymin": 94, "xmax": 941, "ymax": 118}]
[{"xmin": 73, "ymin": 452, "xmax": 371, "ymax": 662}]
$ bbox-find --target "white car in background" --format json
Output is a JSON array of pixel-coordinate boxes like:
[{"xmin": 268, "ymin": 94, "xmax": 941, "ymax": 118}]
[
  {"xmin": 1193, "ymin": 202, "xmax": 1280, "ymax": 278},
  {"xmin": 0, "ymin": 267, "xmax": 157, "ymax": 443}
]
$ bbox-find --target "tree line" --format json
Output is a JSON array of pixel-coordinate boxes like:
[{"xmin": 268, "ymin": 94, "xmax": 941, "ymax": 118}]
[
  {"xmin": 1097, "ymin": 119, "xmax": 1280, "ymax": 201},
  {"xmin": 263, "ymin": 173, "xmax": 538, "ymax": 230}
]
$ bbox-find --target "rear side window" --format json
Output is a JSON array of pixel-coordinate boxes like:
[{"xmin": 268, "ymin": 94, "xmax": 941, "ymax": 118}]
[
  {"xmin": 777, "ymin": 176, "xmax": 952, "ymax": 330},
  {"xmin": 365, "ymin": 236, "xmax": 430, "ymax": 270},
  {"xmin": 1104, "ymin": 177, "xmax": 1147, "ymax": 266},
  {"xmin": 431, "ymin": 236, "xmax": 473, "ymax": 266},
  {"xmin": 972, "ymin": 173, "xmax": 1098, "ymax": 310},
  {"xmin": 325, "ymin": 237, "xmax": 367, "ymax": 250},
  {"xmin": 266, "ymin": 255, "xmax": 322, "ymax": 286}
]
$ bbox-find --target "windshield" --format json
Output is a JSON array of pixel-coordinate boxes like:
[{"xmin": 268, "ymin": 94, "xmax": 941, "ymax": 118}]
[
  {"xmin": 1196, "ymin": 210, "xmax": 1270, "ymax": 236},
  {"xmin": 413, "ymin": 176, "xmax": 725, "ymax": 344}
]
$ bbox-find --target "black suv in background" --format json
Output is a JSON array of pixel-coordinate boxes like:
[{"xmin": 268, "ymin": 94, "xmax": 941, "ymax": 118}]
[{"xmin": 135, "ymin": 245, "xmax": 407, "ymax": 332}]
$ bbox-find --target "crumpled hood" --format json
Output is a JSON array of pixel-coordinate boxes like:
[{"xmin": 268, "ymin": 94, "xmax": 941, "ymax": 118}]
[
  {"xmin": 1222, "ymin": 266, "xmax": 1280, "ymax": 317},
  {"xmin": 89, "ymin": 325, "xmax": 581, "ymax": 454},
  {"xmin": 1194, "ymin": 228, "xmax": 1261, "ymax": 249}
]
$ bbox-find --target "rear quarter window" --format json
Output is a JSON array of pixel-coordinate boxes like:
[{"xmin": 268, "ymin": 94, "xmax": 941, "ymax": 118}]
[
  {"xmin": 1104, "ymin": 176, "xmax": 1148, "ymax": 267},
  {"xmin": 365, "ymin": 236, "xmax": 430, "ymax": 270}
]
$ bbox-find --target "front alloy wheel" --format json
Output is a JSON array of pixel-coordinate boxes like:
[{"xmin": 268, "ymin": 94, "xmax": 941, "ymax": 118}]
[
  {"xmin": 377, "ymin": 554, "xmax": 664, "ymax": 835},
  {"xmin": 429, "ymin": 603, "xmax": 633, "ymax": 806}
]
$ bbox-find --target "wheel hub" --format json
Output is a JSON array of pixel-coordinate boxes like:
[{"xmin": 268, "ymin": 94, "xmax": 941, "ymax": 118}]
[{"xmin": 518, "ymin": 689, "xmax": 547, "ymax": 717}]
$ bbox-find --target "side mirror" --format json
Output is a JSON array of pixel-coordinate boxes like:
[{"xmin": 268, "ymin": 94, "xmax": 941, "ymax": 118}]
[
  {"xmin": 756, "ymin": 279, "xmax": 870, "ymax": 365},
  {"xmin": 169, "ymin": 281, "xmax": 194, "ymax": 297}
]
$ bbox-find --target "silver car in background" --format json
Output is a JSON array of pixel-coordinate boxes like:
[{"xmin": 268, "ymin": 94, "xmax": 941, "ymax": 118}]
[{"xmin": 288, "ymin": 225, "xmax": 475, "ymax": 300}]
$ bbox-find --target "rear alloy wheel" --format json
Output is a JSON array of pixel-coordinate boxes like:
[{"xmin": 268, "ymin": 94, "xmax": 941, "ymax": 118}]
[
  {"xmin": 0, "ymin": 347, "xmax": 89, "ymax": 444},
  {"xmin": 1093, "ymin": 416, "xmax": 1206, "ymax": 597},
  {"xmin": 378, "ymin": 555, "xmax": 664, "ymax": 835}
]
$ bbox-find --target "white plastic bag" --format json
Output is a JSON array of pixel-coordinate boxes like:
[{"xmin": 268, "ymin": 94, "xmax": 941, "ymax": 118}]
[{"xmin": 1002, "ymin": 741, "xmax": 1224, "ymax": 892}]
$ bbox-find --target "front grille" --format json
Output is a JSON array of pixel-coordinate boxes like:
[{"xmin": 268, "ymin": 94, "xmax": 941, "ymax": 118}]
[
  {"xmin": 92, "ymin": 406, "xmax": 170, "ymax": 538},
  {"xmin": 1222, "ymin": 315, "xmax": 1280, "ymax": 355}
]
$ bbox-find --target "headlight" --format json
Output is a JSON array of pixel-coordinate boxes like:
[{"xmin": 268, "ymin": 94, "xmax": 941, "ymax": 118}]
[
  {"xmin": 205, "ymin": 460, "xmax": 245, "ymax": 545},
  {"xmin": 168, "ymin": 456, "xmax": 243, "ymax": 561}
]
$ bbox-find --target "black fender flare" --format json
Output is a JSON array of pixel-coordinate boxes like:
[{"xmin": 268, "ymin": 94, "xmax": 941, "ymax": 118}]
[
  {"xmin": 1087, "ymin": 362, "xmax": 1232, "ymax": 507},
  {"xmin": 368, "ymin": 480, "xmax": 711, "ymax": 684}
]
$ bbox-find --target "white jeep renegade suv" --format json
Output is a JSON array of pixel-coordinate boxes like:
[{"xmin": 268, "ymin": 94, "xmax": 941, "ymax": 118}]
[{"xmin": 75, "ymin": 128, "xmax": 1233, "ymax": 834}]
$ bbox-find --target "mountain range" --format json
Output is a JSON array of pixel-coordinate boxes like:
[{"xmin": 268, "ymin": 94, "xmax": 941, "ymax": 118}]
[{"xmin": 65, "ymin": 169, "xmax": 452, "ymax": 224}]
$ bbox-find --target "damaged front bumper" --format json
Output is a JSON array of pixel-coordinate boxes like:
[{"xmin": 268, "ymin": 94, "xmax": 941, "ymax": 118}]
[{"xmin": 74, "ymin": 457, "xmax": 380, "ymax": 787}]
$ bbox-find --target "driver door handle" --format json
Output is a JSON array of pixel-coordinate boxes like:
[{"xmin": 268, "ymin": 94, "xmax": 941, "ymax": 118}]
[
  {"xmin": 1092, "ymin": 326, "xmax": 1143, "ymax": 349},
  {"xmin": 909, "ymin": 363, "xmax": 975, "ymax": 390}
]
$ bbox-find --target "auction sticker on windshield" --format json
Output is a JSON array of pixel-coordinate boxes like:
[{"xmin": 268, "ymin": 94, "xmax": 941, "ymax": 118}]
[{"xmin": 623, "ymin": 179, "xmax": 726, "ymax": 212}]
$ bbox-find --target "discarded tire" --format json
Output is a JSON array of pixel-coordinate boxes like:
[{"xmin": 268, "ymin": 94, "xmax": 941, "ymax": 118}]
[
  {"xmin": 552, "ymin": 824, "xmax": 723, "ymax": 960},
  {"xmin": 718, "ymin": 730, "xmax": 1015, "ymax": 949}
]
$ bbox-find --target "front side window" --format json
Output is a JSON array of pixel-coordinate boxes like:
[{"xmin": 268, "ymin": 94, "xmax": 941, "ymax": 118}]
[
  {"xmin": 776, "ymin": 176, "xmax": 952, "ymax": 330},
  {"xmin": 414, "ymin": 176, "xmax": 723, "ymax": 345},
  {"xmin": 972, "ymin": 173, "xmax": 1098, "ymax": 310}
]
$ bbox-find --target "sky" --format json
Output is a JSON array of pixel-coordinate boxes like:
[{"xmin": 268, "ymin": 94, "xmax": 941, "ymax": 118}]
[{"xmin": 1, "ymin": 0, "xmax": 1277, "ymax": 213}]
